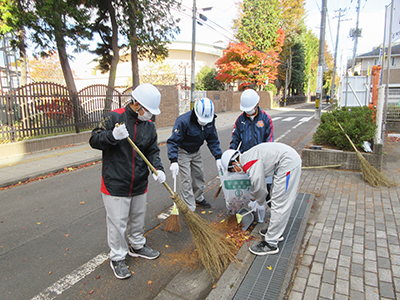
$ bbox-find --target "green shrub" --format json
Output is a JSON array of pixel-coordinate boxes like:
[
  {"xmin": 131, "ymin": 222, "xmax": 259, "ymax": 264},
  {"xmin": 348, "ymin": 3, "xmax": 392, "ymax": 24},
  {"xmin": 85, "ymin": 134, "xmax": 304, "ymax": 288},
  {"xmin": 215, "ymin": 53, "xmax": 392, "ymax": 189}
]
[{"xmin": 312, "ymin": 106, "xmax": 376, "ymax": 151}]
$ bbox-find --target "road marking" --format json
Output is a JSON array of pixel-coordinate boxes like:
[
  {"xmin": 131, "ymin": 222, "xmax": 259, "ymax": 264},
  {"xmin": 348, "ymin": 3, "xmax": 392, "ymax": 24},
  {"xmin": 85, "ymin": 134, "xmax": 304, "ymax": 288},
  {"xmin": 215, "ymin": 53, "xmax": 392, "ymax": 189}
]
[
  {"xmin": 275, "ymin": 116, "xmax": 312, "ymax": 142},
  {"xmin": 282, "ymin": 117, "xmax": 296, "ymax": 122},
  {"xmin": 31, "ymin": 253, "xmax": 108, "ymax": 300},
  {"xmin": 271, "ymin": 117, "xmax": 282, "ymax": 121},
  {"xmin": 299, "ymin": 116, "xmax": 313, "ymax": 123}
]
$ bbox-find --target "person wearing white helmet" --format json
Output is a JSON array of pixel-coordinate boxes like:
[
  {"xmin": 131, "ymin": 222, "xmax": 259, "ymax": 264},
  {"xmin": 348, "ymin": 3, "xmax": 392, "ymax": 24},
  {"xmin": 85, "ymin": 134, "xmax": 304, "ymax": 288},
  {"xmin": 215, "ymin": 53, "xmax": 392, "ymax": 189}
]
[
  {"xmin": 229, "ymin": 88, "xmax": 275, "ymax": 217},
  {"xmin": 167, "ymin": 98, "xmax": 223, "ymax": 211},
  {"xmin": 221, "ymin": 142, "xmax": 301, "ymax": 255},
  {"xmin": 90, "ymin": 83, "xmax": 165, "ymax": 279}
]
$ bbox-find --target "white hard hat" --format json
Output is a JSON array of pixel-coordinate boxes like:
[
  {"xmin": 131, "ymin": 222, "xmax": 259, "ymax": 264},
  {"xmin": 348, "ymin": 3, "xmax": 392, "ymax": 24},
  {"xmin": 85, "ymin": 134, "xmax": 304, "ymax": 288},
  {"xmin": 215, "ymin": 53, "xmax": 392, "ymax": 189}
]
[
  {"xmin": 240, "ymin": 89, "xmax": 260, "ymax": 112},
  {"xmin": 194, "ymin": 98, "xmax": 214, "ymax": 124},
  {"xmin": 131, "ymin": 83, "xmax": 161, "ymax": 115},
  {"xmin": 221, "ymin": 149, "xmax": 240, "ymax": 171}
]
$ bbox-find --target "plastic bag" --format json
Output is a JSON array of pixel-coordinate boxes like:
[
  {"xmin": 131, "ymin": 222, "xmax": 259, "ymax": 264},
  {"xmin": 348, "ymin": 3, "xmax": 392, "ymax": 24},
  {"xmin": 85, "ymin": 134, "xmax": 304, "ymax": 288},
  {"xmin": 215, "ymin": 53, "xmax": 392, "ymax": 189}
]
[
  {"xmin": 248, "ymin": 201, "xmax": 266, "ymax": 223},
  {"xmin": 221, "ymin": 172, "xmax": 252, "ymax": 215}
]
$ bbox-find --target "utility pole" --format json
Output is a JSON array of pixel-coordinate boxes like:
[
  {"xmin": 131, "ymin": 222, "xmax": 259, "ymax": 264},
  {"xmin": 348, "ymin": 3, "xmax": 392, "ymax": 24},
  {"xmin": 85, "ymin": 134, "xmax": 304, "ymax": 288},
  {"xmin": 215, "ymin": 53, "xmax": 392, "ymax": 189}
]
[
  {"xmin": 315, "ymin": 0, "xmax": 327, "ymax": 120},
  {"xmin": 351, "ymin": 0, "xmax": 361, "ymax": 74},
  {"xmin": 331, "ymin": 9, "xmax": 344, "ymax": 101},
  {"xmin": 190, "ymin": 0, "xmax": 197, "ymax": 110}
]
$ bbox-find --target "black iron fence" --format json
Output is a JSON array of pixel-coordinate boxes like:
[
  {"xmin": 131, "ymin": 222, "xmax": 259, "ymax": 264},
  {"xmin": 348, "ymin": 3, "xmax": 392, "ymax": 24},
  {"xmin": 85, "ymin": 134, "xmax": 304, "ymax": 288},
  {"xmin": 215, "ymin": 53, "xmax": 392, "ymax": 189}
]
[
  {"xmin": 0, "ymin": 82, "xmax": 132, "ymax": 142},
  {"xmin": 279, "ymin": 95, "xmax": 308, "ymax": 106}
]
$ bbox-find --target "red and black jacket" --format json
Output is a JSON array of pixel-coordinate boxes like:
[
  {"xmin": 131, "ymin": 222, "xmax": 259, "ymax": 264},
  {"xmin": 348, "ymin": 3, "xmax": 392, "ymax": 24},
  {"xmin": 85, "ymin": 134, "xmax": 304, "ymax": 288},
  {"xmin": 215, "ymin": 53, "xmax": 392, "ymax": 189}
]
[{"xmin": 89, "ymin": 104, "xmax": 164, "ymax": 197}]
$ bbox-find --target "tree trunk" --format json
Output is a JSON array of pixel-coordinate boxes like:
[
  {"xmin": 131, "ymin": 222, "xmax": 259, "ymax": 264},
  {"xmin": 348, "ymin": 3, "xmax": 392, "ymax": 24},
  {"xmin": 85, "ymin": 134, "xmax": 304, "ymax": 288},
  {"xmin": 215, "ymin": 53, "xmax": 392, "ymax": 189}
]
[
  {"xmin": 55, "ymin": 34, "xmax": 79, "ymax": 132},
  {"xmin": 17, "ymin": 29, "xmax": 27, "ymax": 86},
  {"xmin": 105, "ymin": 1, "xmax": 120, "ymax": 113},
  {"xmin": 130, "ymin": 32, "xmax": 140, "ymax": 89}
]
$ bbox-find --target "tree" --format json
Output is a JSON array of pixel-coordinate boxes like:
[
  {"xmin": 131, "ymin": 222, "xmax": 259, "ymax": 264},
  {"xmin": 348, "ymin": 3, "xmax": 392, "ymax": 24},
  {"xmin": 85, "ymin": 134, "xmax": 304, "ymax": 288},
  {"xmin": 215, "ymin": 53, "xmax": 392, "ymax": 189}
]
[
  {"xmin": 215, "ymin": 41, "xmax": 284, "ymax": 90},
  {"xmin": 0, "ymin": 0, "xmax": 35, "ymax": 85},
  {"xmin": 119, "ymin": 0, "xmax": 180, "ymax": 88},
  {"xmin": 29, "ymin": 51, "xmax": 65, "ymax": 84},
  {"xmin": 277, "ymin": 0, "xmax": 307, "ymax": 95},
  {"xmin": 289, "ymin": 42, "xmax": 305, "ymax": 95},
  {"xmin": 302, "ymin": 30, "xmax": 319, "ymax": 96},
  {"xmin": 234, "ymin": 0, "xmax": 283, "ymax": 53},
  {"xmin": 29, "ymin": 0, "xmax": 93, "ymax": 95},
  {"xmin": 195, "ymin": 66, "xmax": 224, "ymax": 91}
]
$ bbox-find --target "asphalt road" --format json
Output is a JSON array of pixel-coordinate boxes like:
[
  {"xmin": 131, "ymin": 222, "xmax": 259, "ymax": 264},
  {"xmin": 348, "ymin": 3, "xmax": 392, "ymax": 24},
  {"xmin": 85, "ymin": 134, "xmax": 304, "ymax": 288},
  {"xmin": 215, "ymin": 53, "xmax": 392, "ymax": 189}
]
[{"xmin": 0, "ymin": 104, "xmax": 325, "ymax": 300}]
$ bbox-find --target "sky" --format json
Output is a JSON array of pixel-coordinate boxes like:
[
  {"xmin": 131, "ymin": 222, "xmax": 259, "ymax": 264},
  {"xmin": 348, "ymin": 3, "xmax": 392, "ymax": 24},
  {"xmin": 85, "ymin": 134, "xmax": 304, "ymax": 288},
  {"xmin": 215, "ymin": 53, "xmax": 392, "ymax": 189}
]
[{"xmin": 71, "ymin": 0, "xmax": 389, "ymax": 74}]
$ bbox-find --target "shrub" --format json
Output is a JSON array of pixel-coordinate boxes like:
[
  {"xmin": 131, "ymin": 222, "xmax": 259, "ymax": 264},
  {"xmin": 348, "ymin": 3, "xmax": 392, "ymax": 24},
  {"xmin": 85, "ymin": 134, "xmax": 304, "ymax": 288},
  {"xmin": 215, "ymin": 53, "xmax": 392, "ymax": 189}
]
[{"xmin": 312, "ymin": 106, "xmax": 376, "ymax": 151}]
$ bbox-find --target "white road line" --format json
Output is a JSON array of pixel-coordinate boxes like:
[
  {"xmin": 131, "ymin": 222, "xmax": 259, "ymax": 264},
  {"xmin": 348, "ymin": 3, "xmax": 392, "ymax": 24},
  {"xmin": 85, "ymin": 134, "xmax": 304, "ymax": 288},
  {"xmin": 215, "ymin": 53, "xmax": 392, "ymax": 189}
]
[
  {"xmin": 31, "ymin": 253, "xmax": 109, "ymax": 300},
  {"xmin": 299, "ymin": 116, "xmax": 313, "ymax": 123},
  {"xmin": 275, "ymin": 117, "xmax": 311, "ymax": 142},
  {"xmin": 271, "ymin": 117, "xmax": 282, "ymax": 121},
  {"xmin": 282, "ymin": 117, "xmax": 296, "ymax": 122}
]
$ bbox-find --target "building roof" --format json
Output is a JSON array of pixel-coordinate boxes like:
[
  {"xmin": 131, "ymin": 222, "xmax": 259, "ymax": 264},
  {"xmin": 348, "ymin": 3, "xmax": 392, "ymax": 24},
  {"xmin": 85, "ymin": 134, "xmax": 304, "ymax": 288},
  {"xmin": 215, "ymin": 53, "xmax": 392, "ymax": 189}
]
[{"xmin": 358, "ymin": 43, "xmax": 400, "ymax": 58}]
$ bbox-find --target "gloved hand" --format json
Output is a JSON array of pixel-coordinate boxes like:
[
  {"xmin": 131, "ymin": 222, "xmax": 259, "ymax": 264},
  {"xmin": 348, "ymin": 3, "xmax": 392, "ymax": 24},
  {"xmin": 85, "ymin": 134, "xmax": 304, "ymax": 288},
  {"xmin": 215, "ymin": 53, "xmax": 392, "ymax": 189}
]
[
  {"xmin": 112, "ymin": 123, "xmax": 129, "ymax": 140},
  {"xmin": 170, "ymin": 162, "xmax": 179, "ymax": 179},
  {"xmin": 152, "ymin": 170, "xmax": 166, "ymax": 184},
  {"xmin": 216, "ymin": 159, "xmax": 223, "ymax": 174}
]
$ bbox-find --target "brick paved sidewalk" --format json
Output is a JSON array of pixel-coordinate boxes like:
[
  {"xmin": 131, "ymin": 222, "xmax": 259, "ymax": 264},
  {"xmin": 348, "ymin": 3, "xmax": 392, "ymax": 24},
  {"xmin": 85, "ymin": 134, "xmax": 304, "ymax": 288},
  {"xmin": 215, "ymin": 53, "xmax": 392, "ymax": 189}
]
[{"xmin": 286, "ymin": 140, "xmax": 400, "ymax": 300}]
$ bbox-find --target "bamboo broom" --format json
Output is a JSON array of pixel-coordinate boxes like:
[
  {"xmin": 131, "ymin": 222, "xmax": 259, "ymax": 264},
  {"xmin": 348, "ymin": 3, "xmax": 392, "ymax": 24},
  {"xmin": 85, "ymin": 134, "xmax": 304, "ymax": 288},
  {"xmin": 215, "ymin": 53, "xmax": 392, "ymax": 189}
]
[
  {"xmin": 164, "ymin": 177, "xmax": 181, "ymax": 232},
  {"xmin": 338, "ymin": 123, "xmax": 393, "ymax": 187},
  {"xmin": 125, "ymin": 136, "xmax": 236, "ymax": 278}
]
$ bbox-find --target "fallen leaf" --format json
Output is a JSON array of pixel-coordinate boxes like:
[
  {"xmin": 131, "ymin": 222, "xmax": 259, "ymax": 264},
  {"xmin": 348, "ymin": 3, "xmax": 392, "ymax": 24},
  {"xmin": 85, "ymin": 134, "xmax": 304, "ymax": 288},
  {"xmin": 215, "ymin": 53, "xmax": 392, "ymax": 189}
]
[
  {"xmin": 89, "ymin": 290, "xmax": 94, "ymax": 294},
  {"xmin": 267, "ymin": 266, "xmax": 272, "ymax": 270},
  {"xmin": 212, "ymin": 283, "xmax": 218, "ymax": 289},
  {"xmin": 148, "ymin": 280, "xmax": 153, "ymax": 285},
  {"xmin": 48, "ymin": 271, "xmax": 52, "ymax": 275},
  {"xmin": 201, "ymin": 211, "xmax": 206, "ymax": 214},
  {"xmin": 80, "ymin": 201, "xmax": 85, "ymax": 205},
  {"xmin": 96, "ymin": 275, "xmax": 100, "ymax": 279},
  {"xmin": 220, "ymin": 219, "xmax": 225, "ymax": 223},
  {"xmin": 37, "ymin": 222, "xmax": 41, "ymax": 225},
  {"xmin": 66, "ymin": 248, "xmax": 69, "ymax": 251},
  {"xmin": 65, "ymin": 234, "xmax": 69, "ymax": 237},
  {"xmin": 165, "ymin": 245, "xmax": 169, "ymax": 248}
]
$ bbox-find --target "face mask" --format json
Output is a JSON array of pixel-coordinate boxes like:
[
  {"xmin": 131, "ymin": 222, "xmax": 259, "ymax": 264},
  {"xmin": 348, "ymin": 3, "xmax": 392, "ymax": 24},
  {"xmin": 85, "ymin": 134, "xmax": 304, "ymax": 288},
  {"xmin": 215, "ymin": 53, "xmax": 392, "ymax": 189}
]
[
  {"xmin": 245, "ymin": 108, "xmax": 256, "ymax": 115},
  {"xmin": 198, "ymin": 120, "xmax": 208, "ymax": 126},
  {"xmin": 137, "ymin": 107, "xmax": 153, "ymax": 121}
]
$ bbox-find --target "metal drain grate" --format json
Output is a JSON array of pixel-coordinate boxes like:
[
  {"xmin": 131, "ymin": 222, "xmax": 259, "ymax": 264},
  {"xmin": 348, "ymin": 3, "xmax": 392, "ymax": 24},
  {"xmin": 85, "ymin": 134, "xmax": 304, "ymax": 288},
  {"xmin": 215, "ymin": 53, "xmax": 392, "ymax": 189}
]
[{"xmin": 233, "ymin": 193, "xmax": 312, "ymax": 300}]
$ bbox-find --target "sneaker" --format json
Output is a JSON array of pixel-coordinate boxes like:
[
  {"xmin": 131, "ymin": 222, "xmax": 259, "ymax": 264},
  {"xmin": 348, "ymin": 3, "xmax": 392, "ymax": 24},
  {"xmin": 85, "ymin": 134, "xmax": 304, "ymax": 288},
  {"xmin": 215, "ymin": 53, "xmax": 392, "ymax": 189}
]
[
  {"xmin": 258, "ymin": 228, "xmax": 284, "ymax": 242},
  {"xmin": 196, "ymin": 200, "xmax": 212, "ymax": 209},
  {"xmin": 110, "ymin": 260, "xmax": 131, "ymax": 279},
  {"xmin": 249, "ymin": 241, "xmax": 279, "ymax": 255},
  {"xmin": 128, "ymin": 244, "xmax": 160, "ymax": 260}
]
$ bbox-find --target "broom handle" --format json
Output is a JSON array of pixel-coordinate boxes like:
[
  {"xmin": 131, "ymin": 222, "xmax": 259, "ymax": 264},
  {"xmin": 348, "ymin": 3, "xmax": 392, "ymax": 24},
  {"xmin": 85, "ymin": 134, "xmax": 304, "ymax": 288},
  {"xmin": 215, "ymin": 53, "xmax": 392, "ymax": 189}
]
[
  {"xmin": 338, "ymin": 123, "xmax": 358, "ymax": 152},
  {"xmin": 125, "ymin": 136, "xmax": 174, "ymax": 197}
]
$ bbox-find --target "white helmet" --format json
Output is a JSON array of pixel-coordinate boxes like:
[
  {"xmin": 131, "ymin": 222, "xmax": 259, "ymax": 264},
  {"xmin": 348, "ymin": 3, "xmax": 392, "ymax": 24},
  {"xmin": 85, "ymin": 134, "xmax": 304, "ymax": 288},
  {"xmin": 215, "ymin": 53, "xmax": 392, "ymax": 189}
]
[
  {"xmin": 131, "ymin": 83, "xmax": 161, "ymax": 115},
  {"xmin": 194, "ymin": 98, "xmax": 214, "ymax": 124},
  {"xmin": 240, "ymin": 89, "xmax": 259, "ymax": 112},
  {"xmin": 221, "ymin": 149, "xmax": 240, "ymax": 171}
]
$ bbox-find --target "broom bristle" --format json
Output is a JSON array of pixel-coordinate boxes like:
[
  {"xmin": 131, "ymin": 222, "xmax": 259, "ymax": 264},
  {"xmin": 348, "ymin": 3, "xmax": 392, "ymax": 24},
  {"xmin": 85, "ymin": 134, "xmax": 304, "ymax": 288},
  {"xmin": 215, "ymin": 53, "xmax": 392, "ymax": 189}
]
[
  {"xmin": 356, "ymin": 152, "xmax": 394, "ymax": 187},
  {"xmin": 165, "ymin": 215, "xmax": 182, "ymax": 232},
  {"xmin": 171, "ymin": 193, "xmax": 236, "ymax": 279},
  {"xmin": 165, "ymin": 204, "xmax": 182, "ymax": 232}
]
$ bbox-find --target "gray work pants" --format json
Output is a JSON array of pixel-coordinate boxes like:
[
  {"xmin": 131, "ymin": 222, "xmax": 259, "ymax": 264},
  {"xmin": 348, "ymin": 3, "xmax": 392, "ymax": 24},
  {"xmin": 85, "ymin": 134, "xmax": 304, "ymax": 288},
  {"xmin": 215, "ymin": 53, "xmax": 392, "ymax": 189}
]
[
  {"xmin": 265, "ymin": 164, "xmax": 301, "ymax": 246},
  {"xmin": 102, "ymin": 192, "xmax": 147, "ymax": 261},
  {"xmin": 178, "ymin": 148, "xmax": 205, "ymax": 211}
]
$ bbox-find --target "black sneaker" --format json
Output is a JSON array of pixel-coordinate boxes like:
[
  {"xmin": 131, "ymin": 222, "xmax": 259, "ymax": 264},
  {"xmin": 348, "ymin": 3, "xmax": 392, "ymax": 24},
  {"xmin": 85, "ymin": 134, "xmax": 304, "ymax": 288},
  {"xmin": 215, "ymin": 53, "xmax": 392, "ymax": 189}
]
[
  {"xmin": 110, "ymin": 260, "xmax": 131, "ymax": 279},
  {"xmin": 196, "ymin": 200, "xmax": 212, "ymax": 209},
  {"xmin": 258, "ymin": 228, "xmax": 284, "ymax": 242},
  {"xmin": 128, "ymin": 244, "xmax": 160, "ymax": 260},
  {"xmin": 249, "ymin": 241, "xmax": 279, "ymax": 255}
]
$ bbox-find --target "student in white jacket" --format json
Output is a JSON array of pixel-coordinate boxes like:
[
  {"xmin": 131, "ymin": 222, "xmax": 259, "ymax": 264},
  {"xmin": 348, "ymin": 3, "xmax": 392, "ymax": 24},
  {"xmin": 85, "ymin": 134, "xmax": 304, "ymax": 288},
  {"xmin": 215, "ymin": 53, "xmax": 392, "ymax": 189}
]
[{"xmin": 221, "ymin": 142, "xmax": 302, "ymax": 255}]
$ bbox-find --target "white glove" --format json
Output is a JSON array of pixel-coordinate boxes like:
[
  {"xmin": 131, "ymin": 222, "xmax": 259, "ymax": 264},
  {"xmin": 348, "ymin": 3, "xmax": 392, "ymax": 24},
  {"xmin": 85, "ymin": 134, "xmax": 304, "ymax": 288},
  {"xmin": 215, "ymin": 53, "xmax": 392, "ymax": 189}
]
[
  {"xmin": 170, "ymin": 162, "xmax": 179, "ymax": 179},
  {"xmin": 152, "ymin": 170, "xmax": 166, "ymax": 184},
  {"xmin": 216, "ymin": 159, "xmax": 223, "ymax": 174},
  {"xmin": 112, "ymin": 123, "xmax": 129, "ymax": 140}
]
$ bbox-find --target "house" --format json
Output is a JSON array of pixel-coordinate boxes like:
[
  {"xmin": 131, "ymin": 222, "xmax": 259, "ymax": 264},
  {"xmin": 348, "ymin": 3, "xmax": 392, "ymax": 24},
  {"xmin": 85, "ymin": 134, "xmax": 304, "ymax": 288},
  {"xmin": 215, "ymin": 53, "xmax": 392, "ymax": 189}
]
[
  {"xmin": 73, "ymin": 41, "xmax": 224, "ymax": 91},
  {"xmin": 355, "ymin": 43, "xmax": 400, "ymax": 104}
]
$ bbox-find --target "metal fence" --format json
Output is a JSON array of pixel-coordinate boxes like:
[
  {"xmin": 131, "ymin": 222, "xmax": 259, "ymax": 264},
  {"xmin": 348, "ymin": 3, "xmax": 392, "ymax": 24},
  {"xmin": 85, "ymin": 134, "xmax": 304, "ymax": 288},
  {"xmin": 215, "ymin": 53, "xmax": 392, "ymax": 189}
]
[
  {"xmin": 280, "ymin": 95, "xmax": 308, "ymax": 106},
  {"xmin": 387, "ymin": 105, "xmax": 400, "ymax": 121},
  {"xmin": 0, "ymin": 82, "xmax": 132, "ymax": 142}
]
